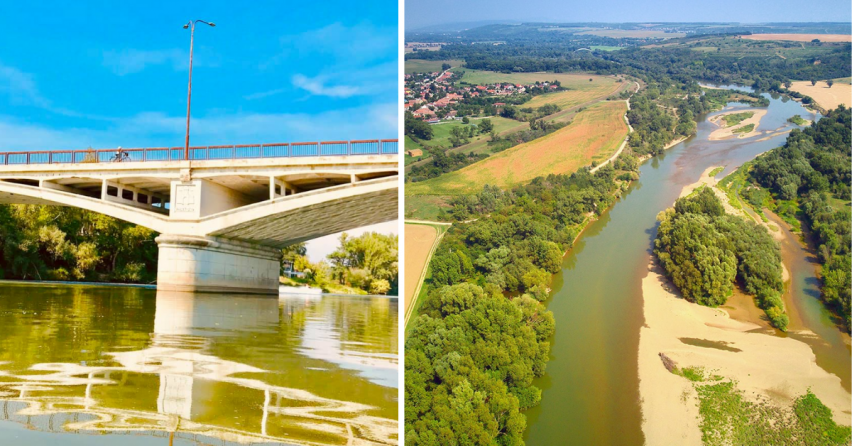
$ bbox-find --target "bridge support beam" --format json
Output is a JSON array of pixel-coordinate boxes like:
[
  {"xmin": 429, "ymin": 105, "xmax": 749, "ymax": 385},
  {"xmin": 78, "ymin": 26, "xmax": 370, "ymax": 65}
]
[{"xmin": 155, "ymin": 234, "xmax": 281, "ymax": 295}]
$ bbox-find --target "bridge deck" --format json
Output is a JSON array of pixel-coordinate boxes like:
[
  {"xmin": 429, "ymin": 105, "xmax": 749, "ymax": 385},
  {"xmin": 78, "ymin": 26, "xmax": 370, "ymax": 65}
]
[{"xmin": 0, "ymin": 139, "xmax": 398, "ymax": 165}]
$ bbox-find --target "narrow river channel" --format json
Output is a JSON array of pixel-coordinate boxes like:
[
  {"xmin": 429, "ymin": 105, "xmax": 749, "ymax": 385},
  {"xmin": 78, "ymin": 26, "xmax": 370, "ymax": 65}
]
[
  {"xmin": 523, "ymin": 88, "xmax": 849, "ymax": 444},
  {"xmin": 0, "ymin": 283, "xmax": 398, "ymax": 445}
]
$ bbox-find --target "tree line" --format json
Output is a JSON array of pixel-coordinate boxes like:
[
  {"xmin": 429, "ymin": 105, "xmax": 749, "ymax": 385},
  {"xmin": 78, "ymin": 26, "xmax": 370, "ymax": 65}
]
[
  {"xmin": 406, "ymin": 159, "xmax": 639, "ymax": 444},
  {"xmin": 0, "ymin": 205, "xmax": 158, "ymax": 283},
  {"xmin": 749, "ymin": 106, "xmax": 851, "ymax": 330}
]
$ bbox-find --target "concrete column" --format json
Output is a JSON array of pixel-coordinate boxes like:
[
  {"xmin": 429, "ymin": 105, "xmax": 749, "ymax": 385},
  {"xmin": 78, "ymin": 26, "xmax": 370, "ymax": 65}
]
[{"xmin": 155, "ymin": 234, "xmax": 281, "ymax": 295}]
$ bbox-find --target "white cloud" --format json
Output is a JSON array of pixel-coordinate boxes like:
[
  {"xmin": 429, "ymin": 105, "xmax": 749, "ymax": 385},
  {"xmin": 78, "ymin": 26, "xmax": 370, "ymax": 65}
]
[
  {"xmin": 0, "ymin": 64, "xmax": 49, "ymax": 108},
  {"xmin": 243, "ymin": 88, "xmax": 287, "ymax": 100},
  {"xmin": 0, "ymin": 102, "xmax": 398, "ymax": 152},
  {"xmin": 102, "ymin": 49, "xmax": 187, "ymax": 76},
  {"xmin": 291, "ymin": 74, "xmax": 361, "ymax": 98},
  {"xmin": 290, "ymin": 22, "xmax": 396, "ymax": 60}
]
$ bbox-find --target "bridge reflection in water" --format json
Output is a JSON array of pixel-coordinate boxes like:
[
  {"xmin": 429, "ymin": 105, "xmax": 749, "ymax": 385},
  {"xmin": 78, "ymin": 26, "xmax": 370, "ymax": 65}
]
[{"xmin": 0, "ymin": 284, "xmax": 398, "ymax": 445}]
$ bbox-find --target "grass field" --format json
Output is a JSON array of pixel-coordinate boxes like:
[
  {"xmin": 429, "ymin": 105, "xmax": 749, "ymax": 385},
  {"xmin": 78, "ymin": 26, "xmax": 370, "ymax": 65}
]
[
  {"xmin": 578, "ymin": 29, "xmax": 685, "ymax": 39},
  {"xmin": 404, "ymin": 194, "xmax": 452, "ymax": 220},
  {"xmin": 416, "ymin": 117, "xmax": 519, "ymax": 150},
  {"xmin": 789, "ymin": 81, "xmax": 851, "ymax": 110},
  {"xmin": 454, "ymin": 70, "xmax": 616, "ymax": 87},
  {"xmin": 591, "ymin": 45, "xmax": 623, "ymax": 51},
  {"xmin": 523, "ymin": 77, "xmax": 622, "ymax": 109},
  {"xmin": 740, "ymin": 33, "xmax": 852, "ymax": 43},
  {"xmin": 405, "ymin": 59, "xmax": 465, "ymax": 74},
  {"xmin": 406, "ymin": 101, "xmax": 629, "ymax": 196},
  {"xmin": 404, "ymin": 224, "xmax": 440, "ymax": 317}
]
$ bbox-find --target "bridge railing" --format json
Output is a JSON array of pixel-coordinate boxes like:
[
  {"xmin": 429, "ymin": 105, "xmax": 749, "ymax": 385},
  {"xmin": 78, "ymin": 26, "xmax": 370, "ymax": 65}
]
[{"xmin": 0, "ymin": 139, "xmax": 399, "ymax": 165}]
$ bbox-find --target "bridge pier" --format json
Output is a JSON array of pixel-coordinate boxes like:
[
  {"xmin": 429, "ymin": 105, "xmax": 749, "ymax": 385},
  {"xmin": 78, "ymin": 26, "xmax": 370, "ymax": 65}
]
[{"xmin": 155, "ymin": 234, "xmax": 281, "ymax": 295}]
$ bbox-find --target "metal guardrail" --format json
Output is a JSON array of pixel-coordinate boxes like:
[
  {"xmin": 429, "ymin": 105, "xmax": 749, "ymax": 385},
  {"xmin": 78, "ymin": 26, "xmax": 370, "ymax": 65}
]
[{"xmin": 0, "ymin": 139, "xmax": 399, "ymax": 165}]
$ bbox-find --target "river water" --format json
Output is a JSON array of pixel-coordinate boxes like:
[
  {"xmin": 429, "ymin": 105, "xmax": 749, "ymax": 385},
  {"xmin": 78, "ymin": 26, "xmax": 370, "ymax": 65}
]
[
  {"xmin": 0, "ymin": 283, "xmax": 398, "ymax": 445},
  {"xmin": 523, "ymin": 89, "xmax": 849, "ymax": 444}
]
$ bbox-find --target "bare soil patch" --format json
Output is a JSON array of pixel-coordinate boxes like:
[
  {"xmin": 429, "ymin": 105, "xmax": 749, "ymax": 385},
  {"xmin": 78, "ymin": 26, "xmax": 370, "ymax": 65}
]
[{"xmin": 789, "ymin": 81, "xmax": 851, "ymax": 111}]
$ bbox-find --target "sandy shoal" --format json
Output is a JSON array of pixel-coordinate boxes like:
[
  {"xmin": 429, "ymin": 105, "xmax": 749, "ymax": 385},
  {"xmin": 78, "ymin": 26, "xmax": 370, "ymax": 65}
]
[
  {"xmin": 638, "ymin": 167, "xmax": 851, "ymax": 445},
  {"xmin": 708, "ymin": 109, "xmax": 767, "ymax": 140}
]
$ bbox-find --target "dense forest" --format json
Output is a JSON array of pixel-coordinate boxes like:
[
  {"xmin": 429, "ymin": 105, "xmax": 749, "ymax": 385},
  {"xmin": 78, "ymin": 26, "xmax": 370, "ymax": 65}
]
[
  {"xmin": 406, "ymin": 283, "xmax": 553, "ymax": 445},
  {"xmin": 407, "ymin": 35, "xmax": 850, "ymax": 91},
  {"xmin": 406, "ymin": 159, "xmax": 639, "ymax": 444},
  {"xmin": 0, "ymin": 205, "xmax": 158, "ymax": 283},
  {"xmin": 654, "ymin": 188, "xmax": 788, "ymax": 330},
  {"xmin": 749, "ymin": 106, "xmax": 851, "ymax": 330}
]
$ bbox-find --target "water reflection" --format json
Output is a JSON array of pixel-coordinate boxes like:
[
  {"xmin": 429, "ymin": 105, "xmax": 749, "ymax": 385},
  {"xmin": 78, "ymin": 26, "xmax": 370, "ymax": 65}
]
[{"xmin": 0, "ymin": 284, "xmax": 398, "ymax": 445}]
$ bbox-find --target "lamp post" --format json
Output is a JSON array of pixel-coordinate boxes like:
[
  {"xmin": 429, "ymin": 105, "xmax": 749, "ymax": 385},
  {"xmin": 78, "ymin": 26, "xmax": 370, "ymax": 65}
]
[{"xmin": 183, "ymin": 19, "xmax": 215, "ymax": 161}]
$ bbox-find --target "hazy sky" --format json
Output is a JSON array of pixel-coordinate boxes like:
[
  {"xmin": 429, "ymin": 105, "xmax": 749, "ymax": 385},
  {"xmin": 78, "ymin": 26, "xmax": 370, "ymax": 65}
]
[
  {"xmin": 0, "ymin": 0, "xmax": 398, "ymax": 261},
  {"xmin": 406, "ymin": 0, "xmax": 852, "ymax": 30}
]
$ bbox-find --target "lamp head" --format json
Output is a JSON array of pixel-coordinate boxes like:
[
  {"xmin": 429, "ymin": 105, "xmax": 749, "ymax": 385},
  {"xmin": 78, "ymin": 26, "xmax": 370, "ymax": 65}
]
[
  {"xmin": 208, "ymin": 22, "xmax": 216, "ymax": 27},
  {"xmin": 183, "ymin": 23, "xmax": 189, "ymax": 29}
]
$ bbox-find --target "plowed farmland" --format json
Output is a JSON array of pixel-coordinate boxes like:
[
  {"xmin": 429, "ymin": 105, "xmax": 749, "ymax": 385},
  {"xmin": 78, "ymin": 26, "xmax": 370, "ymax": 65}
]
[{"xmin": 407, "ymin": 101, "xmax": 629, "ymax": 195}]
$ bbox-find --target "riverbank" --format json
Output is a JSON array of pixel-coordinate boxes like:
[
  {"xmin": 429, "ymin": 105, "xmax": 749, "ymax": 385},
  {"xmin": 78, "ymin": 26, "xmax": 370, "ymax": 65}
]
[
  {"xmin": 638, "ymin": 169, "xmax": 852, "ymax": 444},
  {"xmin": 0, "ymin": 279, "xmax": 155, "ymax": 289}
]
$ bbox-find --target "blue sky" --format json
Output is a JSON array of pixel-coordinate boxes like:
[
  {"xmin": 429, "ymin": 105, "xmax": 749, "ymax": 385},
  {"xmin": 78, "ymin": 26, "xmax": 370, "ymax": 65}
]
[
  {"xmin": 407, "ymin": 0, "xmax": 852, "ymax": 29},
  {"xmin": 0, "ymin": 1, "xmax": 399, "ymax": 262},
  {"xmin": 0, "ymin": 0, "xmax": 397, "ymax": 151}
]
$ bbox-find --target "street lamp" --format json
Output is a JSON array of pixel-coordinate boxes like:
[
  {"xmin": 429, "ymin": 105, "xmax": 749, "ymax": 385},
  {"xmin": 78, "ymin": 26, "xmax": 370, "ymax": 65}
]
[{"xmin": 183, "ymin": 19, "xmax": 215, "ymax": 161}]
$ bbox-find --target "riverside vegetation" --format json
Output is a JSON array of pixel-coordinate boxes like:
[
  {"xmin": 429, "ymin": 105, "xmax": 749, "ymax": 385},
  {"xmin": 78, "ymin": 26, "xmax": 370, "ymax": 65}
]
[
  {"xmin": 404, "ymin": 23, "xmax": 850, "ymax": 445},
  {"xmin": 654, "ymin": 188, "xmax": 788, "ymax": 329},
  {"xmin": 281, "ymin": 232, "xmax": 399, "ymax": 295},
  {"xmin": 748, "ymin": 106, "xmax": 851, "ymax": 330},
  {"xmin": 670, "ymin": 366, "xmax": 850, "ymax": 445},
  {"xmin": 0, "ymin": 204, "xmax": 399, "ymax": 295}
]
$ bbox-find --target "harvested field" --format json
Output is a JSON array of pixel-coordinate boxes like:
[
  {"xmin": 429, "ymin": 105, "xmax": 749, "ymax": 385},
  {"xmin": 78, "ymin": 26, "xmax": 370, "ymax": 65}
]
[
  {"xmin": 578, "ymin": 29, "xmax": 684, "ymax": 39},
  {"xmin": 406, "ymin": 101, "xmax": 629, "ymax": 195},
  {"xmin": 456, "ymin": 70, "xmax": 614, "ymax": 87},
  {"xmin": 789, "ymin": 81, "xmax": 851, "ymax": 110},
  {"xmin": 523, "ymin": 76, "xmax": 621, "ymax": 109},
  {"xmin": 404, "ymin": 224, "xmax": 438, "ymax": 313},
  {"xmin": 740, "ymin": 34, "xmax": 851, "ymax": 43}
]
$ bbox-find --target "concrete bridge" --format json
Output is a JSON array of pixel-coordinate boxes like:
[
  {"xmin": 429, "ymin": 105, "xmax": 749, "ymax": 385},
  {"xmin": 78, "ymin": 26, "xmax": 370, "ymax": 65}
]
[{"xmin": 0, "ymin": 140, "xmax": 398, "ymax": 294}]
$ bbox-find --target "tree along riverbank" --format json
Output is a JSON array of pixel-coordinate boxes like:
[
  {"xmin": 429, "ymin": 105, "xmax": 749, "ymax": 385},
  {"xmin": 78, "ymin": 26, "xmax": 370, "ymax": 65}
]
[{"xmin": 404, "ymin": 76, "xmax": 759, "ymax": 444}]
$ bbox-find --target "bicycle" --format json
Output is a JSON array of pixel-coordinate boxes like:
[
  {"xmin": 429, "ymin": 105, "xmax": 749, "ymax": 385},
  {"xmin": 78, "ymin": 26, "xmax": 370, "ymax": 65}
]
[{"xmin": 111, "ymin": 148, "xmax": 130, "ymax": 162}]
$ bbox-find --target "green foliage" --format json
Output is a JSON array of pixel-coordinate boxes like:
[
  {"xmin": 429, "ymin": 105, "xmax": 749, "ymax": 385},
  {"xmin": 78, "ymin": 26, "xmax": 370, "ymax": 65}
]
[
  {"xmin": 692, "ymin": 381, "xmax": 850, "ymax": 446},
  {"xmin": 674, "ymin": 366, "xmax": 706, "ymax": 382},
  {"xmin": 750, "ymin": 106, "xmax": 851, "ymax": 330},
  {"xmin": 732, "ymin": 123, "xmax": 755, "ymax": 134},
  {"xmin": 0, "ymin": 205, "xmax": 158, "ymax": 283},
  {"xmin": 405, "ymin": 284, "xmax": 554, "ymax": 445},
  {"xmin": 787, "ymin": 114, "xmax": 807, "ymax": 126},
  {"xmin": 708, "ymin": 166, "xmax": 724, "ymax": 177},
  {"xmin": 327, "ymin": 232, "xmax": 399, "ymax": 295},
  {"xmin": 655, "ymin": 189, "xmax": 787, "ymax": 329},
  {"xmin": 405, "ymin": 111, "xmax": 434, "ymax": 140},
  {"xmin": 722, "ymin": 112, "xmax": 754, "ymax": 127}
]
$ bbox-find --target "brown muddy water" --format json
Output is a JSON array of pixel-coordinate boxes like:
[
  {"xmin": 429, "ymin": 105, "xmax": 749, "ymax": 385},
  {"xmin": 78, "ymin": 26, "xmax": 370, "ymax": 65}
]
[
  {"xmin": 522, "ymin": 89, "xmax": 847, "ymax": 445},
  {"xmin": 0, "ymin": 283, "xmax": 398, "ymax": 445}
]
